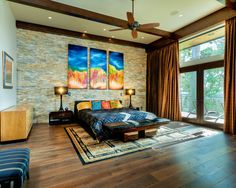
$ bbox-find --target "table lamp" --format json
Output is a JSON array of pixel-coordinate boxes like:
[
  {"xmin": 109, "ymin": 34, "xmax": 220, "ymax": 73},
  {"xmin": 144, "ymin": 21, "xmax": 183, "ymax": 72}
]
[
  {"xmin": 54, "ymin": 86, "xmax": 68, "ymax": 111},
  {"xmin": 125, "ymin": 89, "xmax": 135, "ymax": 108}
]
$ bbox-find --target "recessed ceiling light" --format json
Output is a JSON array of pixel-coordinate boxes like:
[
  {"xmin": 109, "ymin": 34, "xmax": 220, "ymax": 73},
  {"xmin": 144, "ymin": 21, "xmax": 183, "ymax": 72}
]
[
  {"xmin": 141, "ymin": 36, "xmax": 145, "ymax": 39},
  {"xmin": 103, "ymin": 28, "xmax": 106, "ymax": 31},
  {"xmin": 84, "ymin": 31, "xmax": 87, "ymax": 33},
  {"xmin": 112, "ymin": 36, "xmax": 115, "ymax": 38},
  {"xmin": 178, "ymin": 14, "xmax": 183, "ymax": 17},
  {"xmin": 48, "ymin": 16, "xmax": 52, "ymax": 19}
]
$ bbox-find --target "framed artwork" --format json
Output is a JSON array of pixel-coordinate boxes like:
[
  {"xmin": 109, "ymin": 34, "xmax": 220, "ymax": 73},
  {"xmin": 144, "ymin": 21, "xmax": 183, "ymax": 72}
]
[
  {"xmin": 108, "ymin": 51, "xmax": 124, "ymax": 90},
  {"xmin": 90, "ymin": 48, "xmax": 107, "ymax": 89},
  {"xmin": 2, "ymin": 51, "xmax": 13, "ymax": 89},
  {"xmin": 68, "ymin": 44, "xmax": 88, "ymax": 89}
]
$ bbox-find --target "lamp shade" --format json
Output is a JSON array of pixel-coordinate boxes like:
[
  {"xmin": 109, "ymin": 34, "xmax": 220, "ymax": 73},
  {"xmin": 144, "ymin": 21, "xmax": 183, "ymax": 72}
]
[
  {"xmin": 54, "ymin": 86, "xmax": 68, "ymax": 95},
  {"xmin": 125, "ymin": 89, "xmax": 135, "ymax": 95}
]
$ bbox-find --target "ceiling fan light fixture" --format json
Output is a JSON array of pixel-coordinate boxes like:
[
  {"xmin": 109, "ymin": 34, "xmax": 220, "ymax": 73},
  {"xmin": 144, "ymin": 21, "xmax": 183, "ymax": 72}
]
[{"xmin": 109, "ymin": 0, "xmax": 160, "ymax": 39}]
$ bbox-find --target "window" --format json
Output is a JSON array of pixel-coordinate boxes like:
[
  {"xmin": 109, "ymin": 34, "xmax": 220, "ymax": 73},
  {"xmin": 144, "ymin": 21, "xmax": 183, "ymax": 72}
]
[
  {"xmin": 180, "ymin": 72, "xmax": 197, "ymax": 119},
  {"xmin": 204, "ymin": 67, "xmax": 224, "ymax": 124},
  {"xmin": 180, "ymin": 26, "xmax": 225, "ymax": 67},
  {"xmin": 179, "ymin": 26, "xmax": 224, "ymax": 129}
]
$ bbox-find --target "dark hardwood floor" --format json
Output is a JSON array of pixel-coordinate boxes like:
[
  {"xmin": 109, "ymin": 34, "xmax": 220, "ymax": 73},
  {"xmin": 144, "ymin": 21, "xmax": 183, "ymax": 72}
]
[{"xmin": 0, "ymin": 123, "xmax": 236, "ymax": 188}]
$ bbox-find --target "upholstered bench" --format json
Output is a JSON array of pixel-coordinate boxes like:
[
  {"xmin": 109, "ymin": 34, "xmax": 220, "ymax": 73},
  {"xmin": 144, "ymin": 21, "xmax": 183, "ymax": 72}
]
[
  {"xmin": 0, "ymin": 148, "xmax": 30, "ymax": 188},
  {"xmin": 104, "ymin": 118, "xmax": 170, "ymax": 141}
]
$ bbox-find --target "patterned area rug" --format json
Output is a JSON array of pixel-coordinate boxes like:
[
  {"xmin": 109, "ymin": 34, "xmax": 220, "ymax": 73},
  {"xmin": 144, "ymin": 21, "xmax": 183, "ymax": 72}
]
[{"xmin": 65, "ymin": 122, "xmax": 219, "ymax": 164}]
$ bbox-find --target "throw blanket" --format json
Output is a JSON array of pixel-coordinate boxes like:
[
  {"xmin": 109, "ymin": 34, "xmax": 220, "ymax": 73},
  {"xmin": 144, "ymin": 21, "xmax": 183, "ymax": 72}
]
[{"xmin": 76, "ymin": 108, "xmax": 163, "ymax": 141}]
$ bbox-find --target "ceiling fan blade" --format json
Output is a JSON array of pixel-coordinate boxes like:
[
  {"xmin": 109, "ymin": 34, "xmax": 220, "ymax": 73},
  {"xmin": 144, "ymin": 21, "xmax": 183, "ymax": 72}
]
[
  {"xmin": 139, "ymin": 23, "xmax": 160, "ymax": 29},
  {"xmin": 131, "ymin": 30, "xmax": 138, "ymax": 39},
  {"xmin": 127, "ymin": 12, "xmax": 135, "ymax": 25},
  {"xmin": 109, "ymin": 28, "xmax": 127, "ymax": 31}
]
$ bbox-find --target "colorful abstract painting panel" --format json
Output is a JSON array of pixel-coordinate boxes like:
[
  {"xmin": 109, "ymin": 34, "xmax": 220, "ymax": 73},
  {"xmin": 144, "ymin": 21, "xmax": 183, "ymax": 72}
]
[
  {"xmin": 68, "ymin": 44, "xmax": 88, "ymax": 89},
  {"xmin": 90, "ymin": 48, "xmax": 107, "ymax": 89},
  {"xmin": 109, "ymin": 51, "xmax": 124, "ymax": 90}
]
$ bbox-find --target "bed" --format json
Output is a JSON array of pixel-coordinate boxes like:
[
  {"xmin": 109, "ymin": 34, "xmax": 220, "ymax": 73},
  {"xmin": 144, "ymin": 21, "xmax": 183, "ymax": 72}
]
[{"xmin": 74, "ymin": 100, "xmax": 170, "ymax": 142}]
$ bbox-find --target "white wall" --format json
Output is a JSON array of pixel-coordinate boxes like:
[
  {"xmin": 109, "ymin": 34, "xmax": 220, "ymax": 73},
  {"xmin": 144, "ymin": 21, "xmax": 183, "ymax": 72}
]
[{"xmin": 0, "ymin": 0, "xmax": 17, "ymax": 111}]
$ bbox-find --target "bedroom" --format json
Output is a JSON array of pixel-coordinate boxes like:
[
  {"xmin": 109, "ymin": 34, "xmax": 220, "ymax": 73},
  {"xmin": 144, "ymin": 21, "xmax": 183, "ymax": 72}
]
[{"xmin": 0, "ymin": 0, "xmax": 236, "ymax": 187}]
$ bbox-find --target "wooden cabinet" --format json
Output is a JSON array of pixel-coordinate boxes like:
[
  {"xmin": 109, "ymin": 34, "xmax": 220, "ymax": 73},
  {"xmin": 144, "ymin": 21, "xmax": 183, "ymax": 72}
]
[{"xmin": 0, "ymin": 104, "xmax": 33, "ymax": 142}]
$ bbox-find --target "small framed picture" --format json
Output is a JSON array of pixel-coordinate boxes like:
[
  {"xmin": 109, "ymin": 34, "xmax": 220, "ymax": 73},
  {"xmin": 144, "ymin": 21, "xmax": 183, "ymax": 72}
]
[{"xmin": 2, "ymin": 51, "xmax": 13, "ymax": 89}]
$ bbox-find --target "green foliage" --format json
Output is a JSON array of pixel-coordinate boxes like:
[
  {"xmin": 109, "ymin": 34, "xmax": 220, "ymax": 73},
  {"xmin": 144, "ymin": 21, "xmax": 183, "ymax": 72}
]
[
  {"xmin": 180, "ymin": 37, "xmax": 225, "ymax": 63},
  {"xmin": 200, "ymin": 37, "xmax": 224, "ymax": 58},
  {"xmin": 204, "ymin": 68, "xmax": 224, "ymax": 97}
]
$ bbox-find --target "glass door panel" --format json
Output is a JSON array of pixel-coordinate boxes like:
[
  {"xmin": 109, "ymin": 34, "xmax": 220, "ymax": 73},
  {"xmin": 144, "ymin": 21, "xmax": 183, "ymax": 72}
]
[
  {"xmin": 204, "ymin": 67, "xmax": 224, "ymax": 124},
  {"xmin": 180, "ymin": 72, "xmax": 197, "ymax": 119}
]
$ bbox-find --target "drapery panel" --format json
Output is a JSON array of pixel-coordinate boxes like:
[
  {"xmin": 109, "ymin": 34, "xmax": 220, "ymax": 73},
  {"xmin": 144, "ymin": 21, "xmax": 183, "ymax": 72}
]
[
  {"xmin": 224, "ymin": 17, "xmax": 236, "ymax": 134},
  {"xmin": 147, "ymin": 42, "xmax": 181, "ymax": 121}
]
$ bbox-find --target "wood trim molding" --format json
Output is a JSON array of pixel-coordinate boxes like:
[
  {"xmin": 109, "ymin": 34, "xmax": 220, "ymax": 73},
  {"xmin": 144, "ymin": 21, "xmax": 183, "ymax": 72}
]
[
  {"xmin": 8, "ymin": 0, "xmax": 173, "ymax": 38},
  {"xmin": 16, "ymin": 21, "xmax": 147, "ymax": 49},
  {"xmin": 147, "ymin": 7, "xmax": 236, "ymax": 51},
  {"xmin": 227, "ymin": 0, "xmax": 236, "ymax": 10},
  {"xmin": 180, "ymin": 60, "xmax": 224, "ymax": 73}
]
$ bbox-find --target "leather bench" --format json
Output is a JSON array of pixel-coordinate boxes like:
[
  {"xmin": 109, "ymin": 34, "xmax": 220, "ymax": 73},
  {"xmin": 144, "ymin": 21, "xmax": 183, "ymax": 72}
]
[{"xmin": 103, "ymin": 118, "xmax": 170, "ymax": 141}]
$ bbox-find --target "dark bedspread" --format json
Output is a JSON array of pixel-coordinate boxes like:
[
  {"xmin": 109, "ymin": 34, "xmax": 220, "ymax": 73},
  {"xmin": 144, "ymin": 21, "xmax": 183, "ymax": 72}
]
[{"xmin": 76, "ymin": 108, "xmax": 169, "ymax": 141}]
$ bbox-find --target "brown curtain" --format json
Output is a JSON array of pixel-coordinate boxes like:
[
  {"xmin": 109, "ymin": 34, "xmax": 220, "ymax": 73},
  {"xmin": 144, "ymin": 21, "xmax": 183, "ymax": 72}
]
[
  {"xmin": 147, "ymin": 42, "xmax": 181, "ymax": 121},
  {"xmin": 224, "ymin": 17, "xmax": 236, "ymax": 134}
]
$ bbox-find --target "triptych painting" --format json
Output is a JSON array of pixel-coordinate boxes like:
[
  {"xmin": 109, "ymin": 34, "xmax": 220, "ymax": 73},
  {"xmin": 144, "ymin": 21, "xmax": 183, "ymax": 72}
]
[
  {"xmin": 90, "ymin": 48, "xmax": 107, "ymax": 89},
  {"xmin": 68, "ymin": 44, "xmax": 124, "ymax": 90},
  {"xmin": 109, "ymin": 51, "xmax": 124, "ymax": 90},
  {"xmin": 68, "ymin": 45, "xmax": 88, "ymax": 89}
]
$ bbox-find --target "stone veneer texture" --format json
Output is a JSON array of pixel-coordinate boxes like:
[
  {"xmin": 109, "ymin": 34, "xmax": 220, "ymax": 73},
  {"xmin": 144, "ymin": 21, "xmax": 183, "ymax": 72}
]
[{"xmin": 17, "ymin": 29, "xmax": 147, "ymax": 123}]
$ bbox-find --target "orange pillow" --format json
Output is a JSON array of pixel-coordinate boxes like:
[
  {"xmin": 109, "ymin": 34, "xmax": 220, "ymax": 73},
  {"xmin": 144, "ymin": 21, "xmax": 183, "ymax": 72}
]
[
  {"xmin": 77, "ymin": 101, "xmax": 91, "ymax": 111},
  {"xmin": 110, "ymin": 100, "xmax": 123, "ymax": 109},
  {"xmin": 101, "ymin": 101, "xmax": 111, "ymax": 109}
]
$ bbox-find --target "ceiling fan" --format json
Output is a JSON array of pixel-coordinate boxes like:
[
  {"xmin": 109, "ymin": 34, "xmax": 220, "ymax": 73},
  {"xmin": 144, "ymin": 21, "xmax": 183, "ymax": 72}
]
[{"xmin": 109, "ymin": 0, "xmax": 160, "ymax": 39}]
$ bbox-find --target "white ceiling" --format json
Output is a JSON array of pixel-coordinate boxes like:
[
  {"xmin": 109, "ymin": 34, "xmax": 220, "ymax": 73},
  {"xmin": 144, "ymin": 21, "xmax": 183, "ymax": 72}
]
[{"xmin": 9, "ymin": 0, "xmax": 225, "ymax": 44}]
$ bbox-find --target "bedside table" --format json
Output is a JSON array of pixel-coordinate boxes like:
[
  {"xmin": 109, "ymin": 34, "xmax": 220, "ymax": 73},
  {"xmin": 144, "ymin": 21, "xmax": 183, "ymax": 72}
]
[{"xmin": 49, "ymin": 110, "xmax": 73, "ymax": 125}]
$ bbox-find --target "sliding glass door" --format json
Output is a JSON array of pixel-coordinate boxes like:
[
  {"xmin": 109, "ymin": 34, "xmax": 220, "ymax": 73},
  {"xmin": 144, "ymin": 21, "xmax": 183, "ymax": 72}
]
[{"xmin": 180, "ymin": 63, "xmax": 224, "ymax": 128}]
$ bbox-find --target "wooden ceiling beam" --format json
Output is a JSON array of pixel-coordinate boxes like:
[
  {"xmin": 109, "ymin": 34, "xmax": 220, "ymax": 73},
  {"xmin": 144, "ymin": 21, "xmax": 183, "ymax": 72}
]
[
  {"xmin": 147, "ymin": 7, "xmax": 236, "ymax": 52},
  {"xmin": 227, "ymin": 0, "xmax": 236, "ymax": 10},
  {"xmin": 8, "ymin": 0, "xmax": 173, "ymax": 38},
  {"xmin": 16, "ymin": 21, "xmax": 147, "ymax": 49}
]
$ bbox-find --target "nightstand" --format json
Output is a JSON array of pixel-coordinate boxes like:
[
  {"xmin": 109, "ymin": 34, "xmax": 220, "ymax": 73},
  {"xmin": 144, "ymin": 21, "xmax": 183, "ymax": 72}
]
[{"xmin": 49, "ymin": 110, "xmax": 73, "ymax": 125}]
